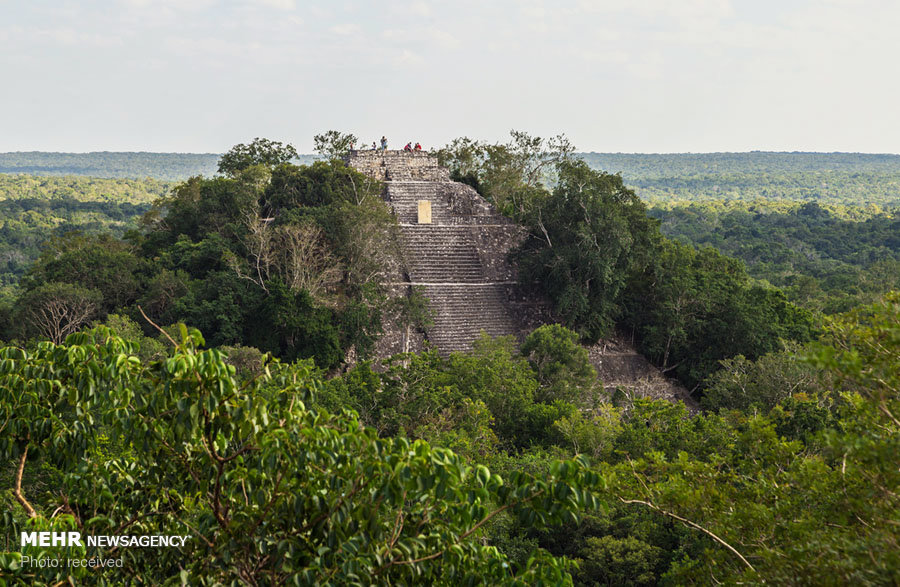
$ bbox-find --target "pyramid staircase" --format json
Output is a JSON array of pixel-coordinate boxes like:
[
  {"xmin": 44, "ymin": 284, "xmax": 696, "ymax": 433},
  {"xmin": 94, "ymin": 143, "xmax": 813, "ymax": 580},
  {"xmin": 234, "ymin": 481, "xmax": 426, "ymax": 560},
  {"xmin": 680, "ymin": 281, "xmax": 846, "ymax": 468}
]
[{"xmin": 347, "ymin": 150, "xmax": 522, "ymax": 354}]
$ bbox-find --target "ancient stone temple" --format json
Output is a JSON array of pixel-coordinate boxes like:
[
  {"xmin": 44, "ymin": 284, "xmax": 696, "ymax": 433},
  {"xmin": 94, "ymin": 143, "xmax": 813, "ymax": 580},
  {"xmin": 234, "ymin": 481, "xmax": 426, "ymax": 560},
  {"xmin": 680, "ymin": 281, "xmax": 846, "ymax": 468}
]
[
  {"xmin": 347, "ymin": 149, "xmax": 526, "ymax": 355},
  {"xmin": 347, "ymin": 149, "xmax": 693, "ymax": 406}
]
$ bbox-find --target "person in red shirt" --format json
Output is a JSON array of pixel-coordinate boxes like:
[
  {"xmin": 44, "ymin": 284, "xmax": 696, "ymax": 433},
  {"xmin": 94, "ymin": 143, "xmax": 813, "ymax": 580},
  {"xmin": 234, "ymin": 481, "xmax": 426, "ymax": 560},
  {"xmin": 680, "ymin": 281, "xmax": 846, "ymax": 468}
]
[{"xmin": 414, "ymin": 142, "xmax": 422, "ymax": 151}]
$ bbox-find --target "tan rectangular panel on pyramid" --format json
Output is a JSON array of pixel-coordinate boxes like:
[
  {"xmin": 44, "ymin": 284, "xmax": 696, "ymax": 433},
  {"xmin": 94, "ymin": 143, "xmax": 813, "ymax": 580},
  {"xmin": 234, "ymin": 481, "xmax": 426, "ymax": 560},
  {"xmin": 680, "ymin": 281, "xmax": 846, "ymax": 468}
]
[{"xmin": 417, "ymin": 200, "xmax": 432, "ymax": 224}]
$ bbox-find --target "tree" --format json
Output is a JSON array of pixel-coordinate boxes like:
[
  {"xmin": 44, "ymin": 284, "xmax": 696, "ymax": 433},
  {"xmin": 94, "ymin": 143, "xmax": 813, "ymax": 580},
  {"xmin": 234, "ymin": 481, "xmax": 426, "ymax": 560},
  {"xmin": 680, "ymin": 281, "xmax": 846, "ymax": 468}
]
[
  {"xmin": 701, "ymin": 347, "xmax": 826, "ymax": 412},
  {"xmin": 331, "ymin": 199, "xmax": 402, "ymax": 289},
  {"xmin": 144, "ymin": 175, "xmax": 258, "ymax": 245},
  {"xmin": 228, "ymin": 208, "xmax": 342, "ymax": 302},
  {"xmin": 515, "ymin": 160, "xmax": 658, "ymax": 341},
  {"xmin": 435, "ymin": 131, "xmax": 574, "ymax": 217},
  {"xmin": 22, "ymin": 232, "xmax": 144, "ymax": 313},
  {"xmin": 622, "ymin": 241, "xmax": 815, "ymax": 391},
  {"xmin": 390, "ymin": 286, "xmax": 434, "ymax": 354},
  {"xmin": 445, "ymin": 334, "xmax": 575, "ymax": 448},
  {"xmin": 95, "ymin": 313, "xmax": 167, "ymax": 361},
  {"xmin": 520, "ymin": 324, "xmax": 600, "ymax": 405},
  {"xmin": 264, "ymin": 158, "xmax": 383, "ymax": 210},
  {"xmin": 18, "ymin": 282, "xmax": 102, "ymax": 343},
  {"xmin": 552, "ymin": 404, "xmax": 621, "ymax": 460},
  {"xmin": 810, "ymin": 291, "xmax": 900, "ymax": 426},
  {"xmin": 313, "ymin": 130, "xmax": 359, "ymax": 160},
  {"xmin": 578, "ymin": 535, "xmax": 663, "ymax": 586},
  {"xmin": 217, "ymin": 137, "xmax": 298, "ymax": 176},
  {"xmin": 274, "ymin": 222, "xmax": 343, "ymax": 301},
  {"xmin": 247, "ymin": 281, "xmax": 343, "ymax": 366}
]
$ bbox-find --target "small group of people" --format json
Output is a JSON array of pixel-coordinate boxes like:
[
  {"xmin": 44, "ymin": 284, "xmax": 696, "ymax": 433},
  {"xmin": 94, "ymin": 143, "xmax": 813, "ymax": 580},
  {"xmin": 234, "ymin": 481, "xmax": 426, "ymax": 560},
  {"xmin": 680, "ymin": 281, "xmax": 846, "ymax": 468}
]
[
  {"xmin": 370, "ymin": 136, "xmax": 390, "ymax": 151},
  {"xmin": 367, "ymin": 137, "xmax": 422, "ymax": 152}
]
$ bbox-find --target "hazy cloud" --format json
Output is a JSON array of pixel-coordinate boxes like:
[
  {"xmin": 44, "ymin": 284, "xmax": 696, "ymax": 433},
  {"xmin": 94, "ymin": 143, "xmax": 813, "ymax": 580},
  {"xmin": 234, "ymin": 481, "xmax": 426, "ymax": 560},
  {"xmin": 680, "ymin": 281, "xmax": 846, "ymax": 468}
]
[
  {"xmin": 1, "ymin": 0, "xmax": 898, "ymax": 152},
  {"xmin": 330, "ymin": 23, "xmax": 361, "ymax": 36},
  {"xmin": 249, "ymin": 0, "xmax": 296, "ymax": 9},
  {"xmin": 409, "ymin": 1, "xmax": 431, "ymax": 17}
]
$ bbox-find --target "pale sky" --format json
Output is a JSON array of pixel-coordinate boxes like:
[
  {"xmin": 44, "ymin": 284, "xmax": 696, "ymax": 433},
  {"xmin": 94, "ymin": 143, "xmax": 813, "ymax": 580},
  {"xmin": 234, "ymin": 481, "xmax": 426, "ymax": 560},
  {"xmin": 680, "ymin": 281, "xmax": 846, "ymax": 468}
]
[{"xmin": 2, "ymin": 0, "xmax": 899, "ymax": 153}]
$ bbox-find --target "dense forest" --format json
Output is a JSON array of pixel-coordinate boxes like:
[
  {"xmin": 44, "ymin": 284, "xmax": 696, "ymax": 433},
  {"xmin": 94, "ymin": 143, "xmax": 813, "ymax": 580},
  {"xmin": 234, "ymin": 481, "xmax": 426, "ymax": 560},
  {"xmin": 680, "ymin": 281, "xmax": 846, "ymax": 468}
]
[
  {"xmin": 0, "ymin": 152, "xmax": 220, "ymax": 181},
  {"xmin": 582, "ymin": 151, "xmax": 900, "ymax": 206},
  {"xmin": 1, "ymin": 135, "xmax": 898, "ymax": 584},
  {"xmin": 0, "ymin": 175, "xmax": 166, "ymax": 289},
  {"xmin": 649, "ymin": 200, "xmax": 900, "ymax": 313}
]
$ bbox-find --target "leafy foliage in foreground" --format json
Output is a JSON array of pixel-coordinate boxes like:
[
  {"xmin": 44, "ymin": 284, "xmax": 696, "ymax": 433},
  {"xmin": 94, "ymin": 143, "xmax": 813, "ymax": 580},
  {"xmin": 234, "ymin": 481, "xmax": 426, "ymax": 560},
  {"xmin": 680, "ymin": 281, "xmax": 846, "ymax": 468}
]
[
  {"xmin": 3, "ymin": 296, "xmax": 898, "ymax": 585},
  {"xmin": 309, "ymin": 297, "xmax": 900, "ymax": 585},
  {"xmin": 389, "ymin": 299, "xmax": 898, "ymax": 585},
  {"xmin": 0, "ymin": 326, "xmax": 600, "ymax": 585}
]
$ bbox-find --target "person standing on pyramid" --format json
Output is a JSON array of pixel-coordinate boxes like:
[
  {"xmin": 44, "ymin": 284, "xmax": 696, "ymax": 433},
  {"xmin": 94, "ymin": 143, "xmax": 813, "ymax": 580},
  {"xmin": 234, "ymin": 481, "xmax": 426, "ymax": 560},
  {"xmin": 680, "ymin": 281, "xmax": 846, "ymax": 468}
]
[{"xmin": 380, "ymin": 136, "xmax": 388, "ymax": 151}]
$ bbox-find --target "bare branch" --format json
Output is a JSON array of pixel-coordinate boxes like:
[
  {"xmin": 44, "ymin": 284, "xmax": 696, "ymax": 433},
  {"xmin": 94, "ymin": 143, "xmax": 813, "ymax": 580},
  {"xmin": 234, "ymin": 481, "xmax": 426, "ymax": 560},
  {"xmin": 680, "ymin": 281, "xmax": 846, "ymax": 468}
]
[
  {"xmin": 138, "ymin": 305, "xmax": 179, "ymax": 348},
  {"xmin": 13, "ymin": 446, "xmax": 37, "ymax": 518},
  {"xmin": 619, "ymin": 498, "xmax": 756, "ymax": 572}
]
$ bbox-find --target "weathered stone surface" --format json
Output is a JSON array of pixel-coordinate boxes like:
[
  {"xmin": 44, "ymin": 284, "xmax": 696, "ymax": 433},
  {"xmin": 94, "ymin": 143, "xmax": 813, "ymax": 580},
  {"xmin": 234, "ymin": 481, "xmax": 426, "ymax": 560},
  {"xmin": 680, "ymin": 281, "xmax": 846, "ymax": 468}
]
[
  {"xmin": 586, "ymin": 334, "xmax": 697, "ymax": 410},
  {"xmin": 348, "ymin": 150, "xmax": 451, "ymax": 182}
]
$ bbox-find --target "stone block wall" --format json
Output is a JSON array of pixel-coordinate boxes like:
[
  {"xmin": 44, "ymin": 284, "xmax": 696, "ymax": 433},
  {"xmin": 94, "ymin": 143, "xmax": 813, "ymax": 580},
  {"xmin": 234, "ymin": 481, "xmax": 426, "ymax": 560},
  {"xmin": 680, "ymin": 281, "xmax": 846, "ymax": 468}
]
[{"xmin": 347, "ymin": 150, "xmax": 450, "ymax": 182}]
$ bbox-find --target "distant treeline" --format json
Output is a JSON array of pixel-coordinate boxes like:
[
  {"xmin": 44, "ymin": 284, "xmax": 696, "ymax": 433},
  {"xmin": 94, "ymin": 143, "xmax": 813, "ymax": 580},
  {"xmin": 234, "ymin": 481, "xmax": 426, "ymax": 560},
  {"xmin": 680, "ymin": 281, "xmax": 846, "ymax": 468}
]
[
  {"xmin": 0, "ymin": 151, "xmax": 316, "ymax": 180},
  {"xmin": 580, "ymin": 152, "xmax": 900, "ymax": 206},
  {"xmin": 0, "ymin": 173, "xmax": 171, "ymax": 203},
  {"xmin": 625, "ymin": 171, "xmax": 900, "ymax": 206},
  {"xmin": 0, "ymin": 151, "xmax": 221, "ymax": 180},
  {"xmin": 4, "ymin": 152, "xmax": 900, "ymax": 205},
  {"xmin": 581, "ymin": 151, "xmax": 900, "ymax": 176}
]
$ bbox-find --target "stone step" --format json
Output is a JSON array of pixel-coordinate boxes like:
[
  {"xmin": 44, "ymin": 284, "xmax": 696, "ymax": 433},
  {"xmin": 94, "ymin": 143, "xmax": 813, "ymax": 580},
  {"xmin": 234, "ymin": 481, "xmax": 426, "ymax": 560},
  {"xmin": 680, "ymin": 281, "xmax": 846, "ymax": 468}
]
[
  {"xmin": 384, "ymin": 182, "xmax": 508, "ymax": 226},
  {"xmin": 347, "ymin": 150, "xmax": 523, "ymax": 356},
  {"xmin": 418, "ymin": 284, "xmax": 520, "ymax": 354},
  {"xmin": 398, "ymin": 226, "xmax": 486, "ymax": 282}
]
